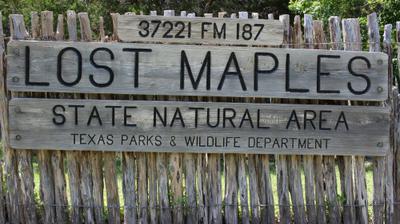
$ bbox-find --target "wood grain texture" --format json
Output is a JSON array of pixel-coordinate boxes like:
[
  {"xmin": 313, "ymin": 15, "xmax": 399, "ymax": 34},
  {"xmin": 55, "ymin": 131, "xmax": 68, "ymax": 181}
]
[
  {"xmin": 7, "ymin": 40, "xmax": 389, "ymax": 101},
  {"xmin": 184, "ymin": 153, "xmax": 197, "ymax": 223},
  {"xmin": 104, "ymin": 152, "xmax": 121, "ymax": 224},
  {"xmin": 344, "ymin": 18, "xmax": 369, "ymax": 224},
  {"xmin": 122, "ymin": 152, "xmax": 137, "ymax": 224},
  {"xmin": 9, "ymin": 98, "xmax": 390, "ymax": 155},
  {"xmin": 157, "ymin": 153, "xmax": 172, "ymax": 224},
  {"xmin": 117, "ymin": 15, "xmax": 283, "ymax": 45},
  {"xmin": 368, "ymin": 12, "xmax": 385, "ymax": 224},
  {"xmin": 224, "ymin": 154, "xmax": 238, "ymax": 224},
  {"xmin": 384, "ymin": 24, "xmax": 395, "ymax": 224}
]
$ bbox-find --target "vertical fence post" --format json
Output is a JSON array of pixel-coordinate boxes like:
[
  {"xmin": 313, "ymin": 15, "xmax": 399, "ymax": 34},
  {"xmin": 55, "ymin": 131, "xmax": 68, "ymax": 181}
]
[
  {"xmin": 383, "ymin": 24, "xmax": 395, "ymax": 224},
  {"xmin": 367, "ymin": 12, "xmax": 385, "ymax": 224},
  {"xmin": 289, "ymin": 16, "xmax": 306, "ymax": 224}
]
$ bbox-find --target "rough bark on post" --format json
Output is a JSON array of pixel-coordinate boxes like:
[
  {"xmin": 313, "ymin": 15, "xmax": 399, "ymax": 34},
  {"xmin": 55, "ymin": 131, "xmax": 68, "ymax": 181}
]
[
  {"xmin": 312, "ymin": 20, "xmax": 327, "ymax": 224},
  {"xmin": 148, "ymin": 153, "xmax": 158, "ymax": 224},
  {"xmin": 383, "ymin": 24, "xmax": 394, "ymax": 224},
  {"xmin": 285, "ymin": 14, "xmax": 307, "ymax": 224},
  {"xmin": 99, "ymin": 16, "xmax": 106, "ymax": 42},
  {"xmin": 55, "ymin": 14, "xmax": 64, "ymax": 40},
  {"xmin": 275, "ymin": 13, "xmax": 291, "ymax": 224},
  {"xmin": 341, "ymin": 18, "xmax": 358, "ymax": 224},
  {"xmin": 67, "ymin": 10, "xmax": 77, "ymax": 41},
  {"xmin": 65, "ymin": 10, "xmax": 82, "ymax": 224},
  {"xmin": 6, "ymin": 15, "xmax": 29, "ymax": 223},
  {"xmin": 51, "ymin": 151, "xmax": 68, "ymax": 224},
  {"xmin": 248, "ymin": 155, "xmax": 260, "ymax": 224},
  {"xmin": 395, "ymin": 21, "xmax": 400, "ymax": 223},
  {"xmin": 169, "ymin": 152, "xmax": 184, "ymax": 223},
  {"xmin": 122, "ymin": 152, "xmax": 137, "ymax": 224},
  {"xmin": 50, "ymin": 14, "xmax": 69, "ymax": 224},
  {"xmin": 196, "ymin": 152, "xmax": 207, "ymax": 224},
  {"xmin": 31, "ymin": 12, "xmax": 40, "ymax": 39},
  {"xmin": 224, "ymin": 154, "xmax": 238, "ymax": 224},
  {"xmin": 184, "ymin": 153, "xmax": 197, "ymax": 223},
  {"xmin": 41, "ymin": 11, "xmax": 54, "ymax": 40},
  {"xmin": 104, "ymin": 152, "xmax": 121, "ymax": 224},
  {"xmin": 367, "ymin": 12, "xmax": 385, "ymax": 224},
  {"xmin": 38, "ymin": 150, "xmax": 56, "ymax": 224},
  {"xmin": 157, "ymin": 153, "xmax": 172, "ymax": 224},
  {"xmin": 78, "ymin": 12, "xmax": 105, "ymax": 224},
  {"xmin": 326, "ymin": 16, "xmax": 342, "ymax": 224},
  {"xmin": 137, "ymin": 152, "xmax": 148, "ymax": 224},
  {"xmin": 13, "ymin": 15, "xmax": 37, "ymax": 224},
  {"xmin": 258, "ymin": 154, "xmax": 275, "ymax": 224},
  {"xmin": 343, "ymin": 18, "xmax": 369, "ymax": 224},
  {"xmin": 208, "ymin": 153, "xmax": 222, "ymax": 224},
  {"xmin": 111, "ymin": 13, "xmax": 119, "ymax": 41},
  {"xmin": 302, "ymin": 14, "xmax": 318, "ymax": 224}
]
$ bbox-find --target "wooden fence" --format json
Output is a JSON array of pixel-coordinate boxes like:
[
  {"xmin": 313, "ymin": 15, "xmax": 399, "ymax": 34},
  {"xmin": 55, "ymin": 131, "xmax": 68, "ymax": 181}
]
[{"xmin": 0, "ymin": 9, "xmax": 399, "ymax": 224}]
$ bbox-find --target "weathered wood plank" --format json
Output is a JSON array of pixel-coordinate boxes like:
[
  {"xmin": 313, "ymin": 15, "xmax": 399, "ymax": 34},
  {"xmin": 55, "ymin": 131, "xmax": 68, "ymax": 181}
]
[
  {"xmin": 9, "ymin": 98, "xmax": 390, "ymax": 156},
  {"xmin": 117, "ymin": 15, "xmax": 283, "ymax": 45},
  {"xmin": 7, "ymin": 40, "xmax": 389, "ymax": 101},
  {"xmin": 276, "ymin": 155, "xmax": 290, "ymax": 224}
]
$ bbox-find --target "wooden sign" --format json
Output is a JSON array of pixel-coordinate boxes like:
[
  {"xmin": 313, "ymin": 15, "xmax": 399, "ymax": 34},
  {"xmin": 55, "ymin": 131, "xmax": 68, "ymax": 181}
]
[
  {"xmin": 117, "ymin": 15, "xmax": 284, "ymax": 45},
  {"xmin": 9, "ymin": 98, "xmax": 389, "ymax": 156},
  {"xmin": 7, "ymin": 40, "xmax": 388, "ymax": 101}
]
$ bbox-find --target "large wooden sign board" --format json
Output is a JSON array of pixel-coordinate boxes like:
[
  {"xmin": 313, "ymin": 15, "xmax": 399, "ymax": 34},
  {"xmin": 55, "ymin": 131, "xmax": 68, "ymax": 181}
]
[
  {"xmin": 9, "ymin": 98, "xmax": 389, "ymax": 156},
  {"xmin": 7, "ymin": 40, "xmax": 388, "ymax": 100}
]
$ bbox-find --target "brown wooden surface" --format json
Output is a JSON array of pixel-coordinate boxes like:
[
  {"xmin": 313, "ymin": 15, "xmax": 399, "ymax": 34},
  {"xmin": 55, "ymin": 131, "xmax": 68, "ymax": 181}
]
[
  {"xmin": 6, "ymin": 40, "xmax": 389, "ymax": 100},
  {"xmin": 117, "ymin": 15, "xmax": 283, "ymax": 45},
  {"xmin": 8, "ymin": 98, "xmax": 390, "ymax": 155}
]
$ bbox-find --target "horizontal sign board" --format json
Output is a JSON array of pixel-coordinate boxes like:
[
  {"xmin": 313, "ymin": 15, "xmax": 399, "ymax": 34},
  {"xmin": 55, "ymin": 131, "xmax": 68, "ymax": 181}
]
[
  {"xmin": 9, "ymin": 98, "xmax": 389, "ymax": 156},
  {"xmin": 7, "ymin": 41, "xmax": 388, "ymax": 100},
  {"xmin": 117, "ymin": 15, "xmax": 284, "ymax": 45}
]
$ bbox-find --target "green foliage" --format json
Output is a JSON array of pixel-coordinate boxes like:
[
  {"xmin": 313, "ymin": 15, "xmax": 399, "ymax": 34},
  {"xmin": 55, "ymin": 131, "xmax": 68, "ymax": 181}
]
[{"xmin": 0, "ymin": 0, "xmax": 289, "ymax": 37}]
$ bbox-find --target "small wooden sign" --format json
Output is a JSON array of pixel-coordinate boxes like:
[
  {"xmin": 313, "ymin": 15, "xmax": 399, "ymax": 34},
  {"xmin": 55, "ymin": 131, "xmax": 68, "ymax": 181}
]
[
  {"xmin": 7, "ymin": 41, "xmax": 388, "ymax": 101},
  {"xmin": 117, "ymin": 15, "xmax": 284, "ymax": 45},
  {"xmin": 9, "ymin": 98, "xmax": 389, "ymax": 156}
]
